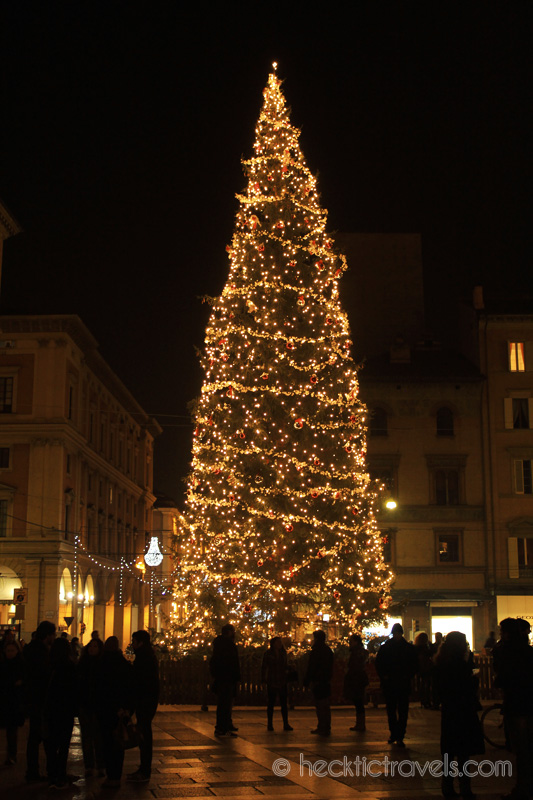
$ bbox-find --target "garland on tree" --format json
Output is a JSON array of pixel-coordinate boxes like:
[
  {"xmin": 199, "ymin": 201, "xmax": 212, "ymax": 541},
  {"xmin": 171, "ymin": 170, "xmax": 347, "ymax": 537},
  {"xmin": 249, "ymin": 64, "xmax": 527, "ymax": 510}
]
[{"xmin": 172, "ymin": 65, "xmax": 393, "ymax": 649}]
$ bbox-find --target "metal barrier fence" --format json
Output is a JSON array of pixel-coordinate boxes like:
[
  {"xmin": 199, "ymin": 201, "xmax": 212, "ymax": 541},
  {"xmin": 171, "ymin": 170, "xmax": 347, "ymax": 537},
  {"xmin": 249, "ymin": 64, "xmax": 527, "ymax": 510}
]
[{"xmin": 158, "ymin": 652, "xmax": 500, "ymax": 706}]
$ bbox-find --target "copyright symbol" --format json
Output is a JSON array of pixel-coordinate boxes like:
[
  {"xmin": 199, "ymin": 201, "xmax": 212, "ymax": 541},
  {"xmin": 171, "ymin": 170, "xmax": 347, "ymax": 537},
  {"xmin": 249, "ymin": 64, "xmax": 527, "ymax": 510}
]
[{"xmin": 272, "ymin": 757, "xmax": 291, "ymax": 777}]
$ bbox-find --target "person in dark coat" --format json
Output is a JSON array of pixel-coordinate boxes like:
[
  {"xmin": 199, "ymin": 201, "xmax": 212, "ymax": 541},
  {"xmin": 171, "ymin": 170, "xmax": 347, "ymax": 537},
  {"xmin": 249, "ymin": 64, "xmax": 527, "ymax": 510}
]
[
  {"xmin": 304, "ymin": 630, "xmax": 334, "ymax": 736},
  {"xmin": 77, "ymin": 637, "xmax": 105, "ymax": 777},
  {"xmin": 23, "ymin": 620, "xmax": 56, "ymax": 782},
  {"xmin": 43, "ymin": 636, "xmax": 78, "ymax": 789},
  {"xmin": 484, "ymin": 630, "xmax": 497, "ymax": 652},
  {"xmin": 261, "ymin": 636, "xmax": 293, "ymax": 731},
  {"xmin": 375, "ymin": 623, "xmax": 417, "ymax": 747},
  {"xmin": 493, "ymin": 617, "xmax": 533, "ymax": 800},
  {"xmin": 344, "ymin": 633, "xmax": 369, "ymax": 731},
  {"xmin": 414, "ymin": 631, "xmax": 432, "ymax": 708},
  {"xmin": 210, "ymin": 624, "xmax": 241, "ymax": 737},
  {"xmin": 435, "ymin": 631, "xmax": 484, "ymax": 799},
  {"xmin": 0, "ymin": 640, "xmax": 25, "ymax": 764},
  {"xmin": 96, "ymin": 636, "xmax": 133, "ymax": 788},
  {"xmin": 127, "ymin": 630, "xmax": 160, "ymax": 783}
]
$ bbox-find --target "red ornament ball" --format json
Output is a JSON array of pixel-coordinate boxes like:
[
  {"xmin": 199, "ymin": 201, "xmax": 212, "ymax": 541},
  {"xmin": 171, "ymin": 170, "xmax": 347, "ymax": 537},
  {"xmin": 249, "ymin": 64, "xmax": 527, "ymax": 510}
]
[
  {"xmin": 244, "ymin": 604, "xmax": 252, "ymax": 613},
  {"xmin": 310, "ymin": 374, "xmax": 318, "ymax": 384},
  {"xmin": 231, "ymin": 577, "xmax": 238, "ymax": 585}
]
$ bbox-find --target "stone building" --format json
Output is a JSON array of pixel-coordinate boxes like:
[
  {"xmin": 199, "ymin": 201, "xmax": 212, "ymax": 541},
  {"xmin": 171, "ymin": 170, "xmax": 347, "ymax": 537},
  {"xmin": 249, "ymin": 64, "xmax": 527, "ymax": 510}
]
[
  {"xmin": 0, "ymin": 314, "xmax": 161, "ymax": 644},
  {"xmin": 360, "ymin": 341, "xmax": 488, "ymax": 647},
  {"xmin": 474, "ymin": 301, "xmax": 533, "ymax": 630},
  {"xmin": 342, "ymin": 233, "xmax": 490, "ymax": 648}
]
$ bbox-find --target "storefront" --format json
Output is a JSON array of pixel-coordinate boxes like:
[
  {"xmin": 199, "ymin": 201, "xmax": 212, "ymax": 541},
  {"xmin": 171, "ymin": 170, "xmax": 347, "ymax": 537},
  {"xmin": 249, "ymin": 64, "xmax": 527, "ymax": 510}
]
[{"xmin": 496, "ymin": 595, "xmax": 533, "ymax": 628}]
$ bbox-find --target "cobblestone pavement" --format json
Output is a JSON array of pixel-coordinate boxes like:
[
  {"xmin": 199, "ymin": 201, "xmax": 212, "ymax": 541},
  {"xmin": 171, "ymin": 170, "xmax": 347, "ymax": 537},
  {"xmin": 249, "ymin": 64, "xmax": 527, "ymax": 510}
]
[{"xmin": 0, "ymin": 704, "xmax": 515, "ymax": 799}]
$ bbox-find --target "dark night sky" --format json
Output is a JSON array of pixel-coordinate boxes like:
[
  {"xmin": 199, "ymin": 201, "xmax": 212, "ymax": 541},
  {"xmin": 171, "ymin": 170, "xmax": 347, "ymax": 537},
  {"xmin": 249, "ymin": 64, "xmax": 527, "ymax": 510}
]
[{"xmin": 0, "ymin": 3, "xmax": 531, "ymax": 498}]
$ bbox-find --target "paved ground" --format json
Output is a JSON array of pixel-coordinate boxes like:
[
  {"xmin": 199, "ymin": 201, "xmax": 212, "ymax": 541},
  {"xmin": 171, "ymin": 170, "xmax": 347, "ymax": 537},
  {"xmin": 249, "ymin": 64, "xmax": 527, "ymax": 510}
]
[{"xmin": 0, "ymin": 704, "xmax": 515, "ymax": 799}]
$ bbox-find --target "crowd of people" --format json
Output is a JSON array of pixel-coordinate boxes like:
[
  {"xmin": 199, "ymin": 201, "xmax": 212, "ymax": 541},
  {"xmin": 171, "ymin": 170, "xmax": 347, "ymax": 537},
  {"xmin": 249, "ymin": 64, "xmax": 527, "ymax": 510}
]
[
  {"xmin": 0, "ymin": 622, "xmax": 159, "ymax": 789},
  {"xmin": 209, "ymin": 620, "xmax": 532, "ymax": 800},
  {"xmin": 1, "ymin": 618, "xmax": 532, "ymax": 799}
]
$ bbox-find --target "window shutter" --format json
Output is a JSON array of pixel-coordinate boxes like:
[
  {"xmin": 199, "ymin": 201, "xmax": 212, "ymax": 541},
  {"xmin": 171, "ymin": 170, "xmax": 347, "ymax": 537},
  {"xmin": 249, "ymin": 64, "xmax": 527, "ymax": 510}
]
[
  {"xmin": 515, "ymin": 460, "xmax": 524, "ymax": 493},
  {"xmin": 504, "ymin": 398, "xmax": 514, "ymax": 429},
  {"xmin": 528, "ymin": 399, "xmax": 533, "ymax": 429},
  {"xmin": 508, "ymin": 537, "xmax": 519, "ymax": 579},
  {"xmin": 525, "ymin": 342, "xmax": 533, "ymax": 371}
]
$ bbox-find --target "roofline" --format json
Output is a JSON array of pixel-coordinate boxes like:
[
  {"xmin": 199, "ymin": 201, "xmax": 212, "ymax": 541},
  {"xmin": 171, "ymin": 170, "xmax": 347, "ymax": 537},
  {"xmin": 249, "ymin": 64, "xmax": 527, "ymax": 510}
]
[
  {"xmin": 0, "ymin": 314, "xmax": 162, "ymax": 437},
  {"xmin": 0, "ymin": 199, "xmax": 23, "ymax": 239}
]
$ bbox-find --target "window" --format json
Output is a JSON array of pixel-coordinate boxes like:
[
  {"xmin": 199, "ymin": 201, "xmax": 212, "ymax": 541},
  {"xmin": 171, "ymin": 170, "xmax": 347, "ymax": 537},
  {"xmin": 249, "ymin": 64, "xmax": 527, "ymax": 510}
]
[
  {"xmin": 504, "ymin": 397, "xmax": 533, "ymax": 429},
  {"xmin": 0, "ymin": 448, "xmax": 10, "ymax": 469},
  {"xmin": 508, "ymin": 531, "xmax": 533, "ymax": 578},
  {"xmin": 427, "ymin": 455, "xmax": 466, "ymax": 506},
  {"xmin": 367, "ymin": 455, "xmax": 400, "ymax": 499},
  {"xmin": 0, "ymin": 500, "xmax": 7, "ymax": 537},
  {"xmin": 435, "ymin": 469, "xmax": 460, "ymax": 505},
  {"xmin": 514, "ymin": 459, "xmax": 533, "ymax": 494},
  {"xmin": 381, "ymin": 530, "xmax": 394, "ymax": 563},
  {"xmin": 437, "ymin": 532, "xmax": 460, "ymax": 563},
  {"xmin": 513, "ymin": 398, "xmax": 529, "ymax": 429},
  {"xmin": 436, "ymin": 407, "xmax": 454, "ymax": 436},
  {"xmin": 509, "ymin": 342, "xmax": 525, "ymax": 372},
  {"xmin": 67, "ymin": 385, "xmax": 74, "ymax": 420},
  {"xmin": 517, "ymin": 538, "xmax": 533, "ymax": 570},
  {"xmin": 369, "ymin": 407, "xmax": 388, "ymax": 436},
  {"xmin": 0, "ymin": 377, "xmax": 13, "ymax": 413}
]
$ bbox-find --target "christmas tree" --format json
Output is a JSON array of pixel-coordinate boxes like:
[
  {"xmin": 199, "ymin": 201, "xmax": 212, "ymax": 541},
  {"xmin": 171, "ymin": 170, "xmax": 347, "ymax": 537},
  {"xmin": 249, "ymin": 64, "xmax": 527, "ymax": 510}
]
[{"xmin": 173, "ymin": 66, "xmax": 393, "ymax": 649}]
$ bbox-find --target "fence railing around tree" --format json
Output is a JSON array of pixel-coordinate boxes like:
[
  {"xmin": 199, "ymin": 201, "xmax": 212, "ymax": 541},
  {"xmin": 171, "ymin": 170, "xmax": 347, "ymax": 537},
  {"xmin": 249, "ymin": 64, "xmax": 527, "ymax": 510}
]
[{"xmin": 158, "ymin": 652, "xmax": 499, "ymax": 706}]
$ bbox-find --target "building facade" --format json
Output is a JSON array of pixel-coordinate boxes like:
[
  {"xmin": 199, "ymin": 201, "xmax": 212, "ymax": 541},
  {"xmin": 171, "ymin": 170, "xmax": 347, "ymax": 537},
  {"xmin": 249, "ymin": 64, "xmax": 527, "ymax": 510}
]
[
  {"xmin": 360, "ymin": 341, "xmax": 489, "ymax": 647},
  {"xmin": 476, "ymin": 309, "xmax": 533, "ymax": 630},
  {"xmin": 0, "ymin": 314, "xmax": 161, "ymax": 645}
]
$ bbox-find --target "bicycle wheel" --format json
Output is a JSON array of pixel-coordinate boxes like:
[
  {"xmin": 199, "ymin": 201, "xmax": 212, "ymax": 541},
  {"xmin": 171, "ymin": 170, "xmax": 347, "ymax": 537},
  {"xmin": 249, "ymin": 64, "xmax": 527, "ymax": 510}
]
[{"xmin": 481, "ymin": 704, "xmax": 506, "ymax": 749}]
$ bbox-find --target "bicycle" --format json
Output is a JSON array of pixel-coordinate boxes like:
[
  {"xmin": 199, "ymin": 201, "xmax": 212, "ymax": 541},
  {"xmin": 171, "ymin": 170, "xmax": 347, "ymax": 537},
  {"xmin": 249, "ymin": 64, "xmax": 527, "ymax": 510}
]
[{"xmin": 481, "ymin": 702, "xmax": 507, "ymax": 749}]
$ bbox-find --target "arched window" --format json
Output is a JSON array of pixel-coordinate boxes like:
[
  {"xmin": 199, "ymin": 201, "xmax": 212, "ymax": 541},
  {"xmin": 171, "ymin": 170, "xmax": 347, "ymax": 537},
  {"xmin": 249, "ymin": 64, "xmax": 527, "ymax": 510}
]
[
  {"xmin": 370, "ymin": 407, "xmax": 388, "ymax": 436},
  {"xmin": 436, "ymin": 407, "xmax": 454, "ymax": 436}
]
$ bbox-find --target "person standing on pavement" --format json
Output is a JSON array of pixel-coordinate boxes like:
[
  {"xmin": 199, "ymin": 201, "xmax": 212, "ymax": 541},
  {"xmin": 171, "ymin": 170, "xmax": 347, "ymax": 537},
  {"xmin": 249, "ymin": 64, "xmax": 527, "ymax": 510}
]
[
  {"xmin": 127, "ymin": 630, "xmax": 160, "ymax": 784},
  {"xmin": 96, "ymin": 636, "xmax": 133, "ymax": 789},
  {"xmin": 375, "ymin": 623, "xmax": 417, "ymax": 747},
  {"xmin": 42, "ymin": 636, "xmax": 78, "ymax": 790},
  {"xmin": 344, "ymin": 633, "xmax": 369, "ymax": 731},
  {"xmin": 77, "ymin": 637, "xmax": 105, "ymax": 777},
  {"xmin": 0, "ymin": 639, "xmax": 25, "ymax": 765},
  {"xmin": 435, "ymin": 631, "xmax": 484, "ymax": 799},
  {"xmin": 493, "ymin": 617, "xmax": 533, "ymax": 800},
  {"xmin": 304, "ymin": 630, "xmax": 334, "ymax": 737},
  {"xmin": 210, "ymin": 624, "xmax": 240, "ymax": 737},
  {"xmin": 23, "ymin": 620, "xmax": 56, "ymax": 782},
  {"xmin": 261, "ymin": 636, "xmax": 293, "ymax": 732}
]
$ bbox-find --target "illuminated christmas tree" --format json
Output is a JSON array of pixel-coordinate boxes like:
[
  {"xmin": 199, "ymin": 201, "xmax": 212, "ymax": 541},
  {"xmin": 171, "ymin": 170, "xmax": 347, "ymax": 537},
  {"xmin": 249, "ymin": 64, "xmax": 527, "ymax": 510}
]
[{"xmin": 173, "ymin": 66, "xmax": 393, "ymax": 648}]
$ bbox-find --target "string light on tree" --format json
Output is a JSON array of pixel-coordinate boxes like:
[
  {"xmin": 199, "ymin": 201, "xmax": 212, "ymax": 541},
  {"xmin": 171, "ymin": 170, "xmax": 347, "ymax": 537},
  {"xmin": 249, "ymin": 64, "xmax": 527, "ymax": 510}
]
[{"xmin": 173, "ymin": 64, "xmax": 393, "ymax": 650}]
